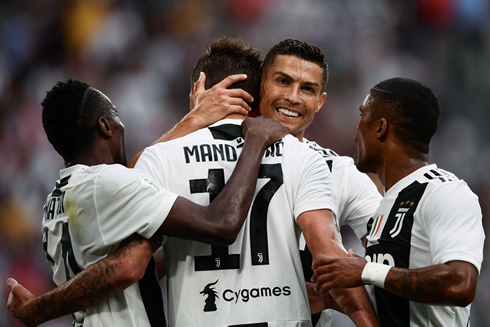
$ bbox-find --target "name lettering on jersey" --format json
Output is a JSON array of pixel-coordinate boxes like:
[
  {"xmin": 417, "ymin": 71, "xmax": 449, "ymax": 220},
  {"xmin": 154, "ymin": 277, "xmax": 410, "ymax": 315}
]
[
  {"xmin": 184, "ymin": 144, "xmax": 238, "ymax": 163},
  {"xmin": 184, "ymin": 141, "xmax": 284, "ymax": 164},
  {"xmin": 264, "ymin": 141, "xmax": 283, "ymax": 158},
  {"xmin": 43, "ymin": 191, "xmax": 66, "ymax": 220},
  {"xmin": 199, "ymin": 279, "xmax": 292, "ymax": 312}
]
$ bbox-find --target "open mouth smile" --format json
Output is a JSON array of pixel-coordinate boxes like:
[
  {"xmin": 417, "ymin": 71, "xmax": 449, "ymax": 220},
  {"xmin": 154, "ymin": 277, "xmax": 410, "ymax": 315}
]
[{"xmin": 276, "ymin": 108, "xmax": 300, "ymax": 117}]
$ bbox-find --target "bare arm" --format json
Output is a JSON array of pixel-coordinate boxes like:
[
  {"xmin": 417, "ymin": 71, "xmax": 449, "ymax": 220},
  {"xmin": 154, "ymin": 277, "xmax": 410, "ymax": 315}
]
[
  {"xmin": 157, "ymin": 116, "xmax": 289, "ymax": 245},
  {"xmin": 128, "ymin": 73, "xmax": 253, "ymax": 167},
  {"xmin": 313, "ymin": 251, "xmax": 478, "ymax": 307},
  {"xmin": 6, "ymin": 117, "xmax": 288, "ymax": 326},
  {"xmin": 298, "ymin": 210, "xmax": 379, "ymax": 327},
  {"xmin": 7, "ymin": 233, "xmax": 161, "ymax": 326}
]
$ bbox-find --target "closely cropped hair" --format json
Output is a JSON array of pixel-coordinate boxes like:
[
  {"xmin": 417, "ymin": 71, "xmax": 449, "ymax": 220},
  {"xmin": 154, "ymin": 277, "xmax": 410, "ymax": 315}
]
[
  {"xmin": 369, "ymin": 77, "xmax": 440, "ymax": 153},
  {"xmin": 191, "ymin": 36, "xmax": 262, "ymax": 110},
  {"xmin": 262, "ymin": 39, "xmax": 329, "ymax": 92},
  {"xmin": 41, "ymin": 79, "xmax": 111, "ymax": 161}
]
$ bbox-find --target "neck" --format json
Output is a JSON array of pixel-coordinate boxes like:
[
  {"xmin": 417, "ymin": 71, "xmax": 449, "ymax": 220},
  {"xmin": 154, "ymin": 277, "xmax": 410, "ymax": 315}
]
[
  {"xmin": 377, "ymin": 150, "xmax": 429, "ymax": 191},
  {"xmin": 65, "ymin": 151, "xmax": 115, "ymax": 168}
]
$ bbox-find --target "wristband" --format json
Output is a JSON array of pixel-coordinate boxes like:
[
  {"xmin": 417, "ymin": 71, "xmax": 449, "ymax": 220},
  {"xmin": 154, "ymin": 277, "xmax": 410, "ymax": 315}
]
[{"xmin": 361, "ymin": 262, "xmax": 392, "ymax": 289}]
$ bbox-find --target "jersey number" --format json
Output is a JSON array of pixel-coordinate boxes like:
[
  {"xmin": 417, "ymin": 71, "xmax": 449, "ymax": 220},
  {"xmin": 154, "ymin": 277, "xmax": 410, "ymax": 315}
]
[
  {"xmin": 190, "ymin": 164, "xmax": 283, "ymax": 271},
  {"xmin": 44, "ymin": 223, "xmax": 82, "ymax": 281}
]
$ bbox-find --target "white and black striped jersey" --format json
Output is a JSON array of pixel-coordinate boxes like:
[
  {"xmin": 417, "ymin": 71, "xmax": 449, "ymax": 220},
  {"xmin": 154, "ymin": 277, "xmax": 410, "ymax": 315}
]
[
  {"xmin": 42, "ymin": 164, "xmax": 177, "ymax": 327},
  {"xmin": 364, "ymin": 164, "xmax": 484, "ymax": 326},
  {"xmin": 135, "ymin": 119, "xmax": 336, "ymax": 327},
  {"xmin": 299, "ymin": 139, "xmax": 382, "ymax": 327}
]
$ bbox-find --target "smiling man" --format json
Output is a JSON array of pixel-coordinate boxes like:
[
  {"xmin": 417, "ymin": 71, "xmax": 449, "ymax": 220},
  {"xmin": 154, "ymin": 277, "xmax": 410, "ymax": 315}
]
[
  {"xmin": 259, "ymin": 40, "xmax": 328, "ymax": 141},
  {"xmin": 258, "ymin": 39, "xmax": 382, "ymax": 327}
]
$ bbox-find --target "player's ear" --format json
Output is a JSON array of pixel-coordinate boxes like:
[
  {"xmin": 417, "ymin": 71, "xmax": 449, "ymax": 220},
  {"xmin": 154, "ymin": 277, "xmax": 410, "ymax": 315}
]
[
  {"xmin": 98, "ymin": 117, "xmax": 112, "ymax": 138},
  {"xmin": 376, "ymin": 118, "xmax": 388, "ymax": 139},
  {"xmin": 315, "ymin": 92, "xmax": 327, "ymax": 113}
]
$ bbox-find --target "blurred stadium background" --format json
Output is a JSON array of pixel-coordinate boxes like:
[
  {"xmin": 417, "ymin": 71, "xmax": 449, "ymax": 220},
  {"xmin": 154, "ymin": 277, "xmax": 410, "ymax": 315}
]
[{"xmin": 0, "ymin": 0, "xmax": 488, "ymax": 326}]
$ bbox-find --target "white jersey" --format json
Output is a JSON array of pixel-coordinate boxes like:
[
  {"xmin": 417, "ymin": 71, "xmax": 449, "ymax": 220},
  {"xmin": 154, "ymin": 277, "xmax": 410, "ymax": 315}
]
[
  {"xmin": 300, "ymin": 139, "xmax": 382, "ymax": 327},
  {"xmin": 135, "ymin": 119, "xmax": 336, "ymax": 327},
  {"xmin": 42, "ymin": 164, "xmax": 177, "ymax": 327},
  {"xmin": 364, "ymin": 164, "xmax": 484, "ymax": 326}
]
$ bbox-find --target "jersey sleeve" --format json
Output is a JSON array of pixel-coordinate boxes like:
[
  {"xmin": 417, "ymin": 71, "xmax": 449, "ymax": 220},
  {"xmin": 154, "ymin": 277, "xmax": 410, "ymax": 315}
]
[
  {"xmin": 291, "ymin": 143, "xmax": 336, "ymax": 220},
  {"xmin": 134, "ymin": 145, "xmax": 167, "ymax": 189},
  {"xmin": 335, "ymin": 158, "xmax": 382, "ymax": 240},
  {"xmin": 424, "ymin": 181, "xmax": 484, "ymax": 273},
  {"xmin": 94, "ymin": 165, "xmax": 178, "ymax": 245}
]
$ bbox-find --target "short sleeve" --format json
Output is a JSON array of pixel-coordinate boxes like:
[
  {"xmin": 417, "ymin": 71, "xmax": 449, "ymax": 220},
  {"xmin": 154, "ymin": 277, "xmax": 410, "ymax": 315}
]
[
  {"xmin": 134, "ymin": 146, "xmax": 166, "ymax": 189},
  {"xmin": 336, "ymin": 158, "xmax": 382, "ymax": 239},
  {"xmin": 292, "ymin": 143, "xmax": 336, "ymax": 219},
  {"xmin": 94, "ymin": 165, "xmax": 178, "ymax": 245},
  {"xmin": 425, "ymin": 181, "xmax": 484, "ymax": 273}
]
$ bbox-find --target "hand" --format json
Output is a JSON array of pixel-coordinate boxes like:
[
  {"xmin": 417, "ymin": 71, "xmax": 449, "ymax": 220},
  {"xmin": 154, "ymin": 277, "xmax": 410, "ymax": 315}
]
[
  {"xmin": 188, "ymin": 72, "xmax": 254, "ymax": 127},
  {"xmin": 241, "ymin": 116, "xmax": 290, "ymax": 146},
  {"xmin": 6, "ymin": 278, "xmax": 38, "ymax": 327},
  {"xmin": 306, "ymin": 282, "xmax": 343, "ymax": 314},
  {"xmin": 312, "ymin": 249, "xmax": 367, "ymax": 294}
]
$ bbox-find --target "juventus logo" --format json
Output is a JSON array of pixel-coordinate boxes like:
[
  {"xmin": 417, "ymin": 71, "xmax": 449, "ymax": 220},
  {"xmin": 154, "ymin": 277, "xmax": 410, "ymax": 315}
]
[
  {"xmin": 215, "ymin": 258, "xmax": 220, "ymax": 267},
  {"xmin": 390, "ymin": 212, "xmax": 406, "ymax": 238},
  {"xmin": 257, "ymin": 253, "xmax": 263, "ymax": 263}
]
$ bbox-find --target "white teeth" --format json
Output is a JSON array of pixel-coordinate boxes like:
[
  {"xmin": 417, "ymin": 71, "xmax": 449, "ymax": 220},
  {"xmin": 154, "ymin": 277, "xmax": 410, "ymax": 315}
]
[{"xmin": 277, "ymin": 108, "xmax": 299, "ymax": 117}]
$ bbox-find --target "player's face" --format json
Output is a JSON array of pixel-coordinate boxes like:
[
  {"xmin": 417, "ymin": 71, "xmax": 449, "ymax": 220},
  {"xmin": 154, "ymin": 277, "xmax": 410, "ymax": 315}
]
[
  {"xmin": 259, "ymin": 55, "xmax": 327, "ymax": 141},
  {"xmin": 355, "ymin": 93, "xmax": 379, "ymax": 174}
]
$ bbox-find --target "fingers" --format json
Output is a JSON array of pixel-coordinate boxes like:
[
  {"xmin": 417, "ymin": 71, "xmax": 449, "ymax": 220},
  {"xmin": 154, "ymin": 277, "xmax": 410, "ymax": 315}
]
[
  {"xmin": 226, "ymin": 105, "xmax": 250, "ymax": 117},
  {"xmin": 194, "ymin": 72, "xmax": 206, "ymax": 96},
  {"xmin": 217, "ymin": 74, "xmax": 248, "ymax": 89},
  {"xmin": 6, "ymin": 278, "xmax": 18, "ymax": 289},
  {"xmin": 223, "ymin": 87, "xmax": 254, "ymax": 105}
]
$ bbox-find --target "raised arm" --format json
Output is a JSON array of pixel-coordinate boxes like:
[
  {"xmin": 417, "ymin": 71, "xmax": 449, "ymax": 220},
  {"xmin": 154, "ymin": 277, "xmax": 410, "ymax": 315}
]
[
  {"xmin": 128, "ymin": 72, "xmax": 253, "ymax": 167},
  {"xmin": 6, "ymin": 117, "xmax": 288, "ymax": 326},
  {"xmin": 156, "ymin": 116, "xmax": 289, "ymax": 245},
  {"xmin": 298, "ymin": 210, "xmax": 379, "ymax": 327},
  {"xmin": 7, "ymin": 233, "xmax": 161, "ymax": 327},
  {"xmin": 312, "ymin": 253, "xmax": 478, "ymax": 307}
]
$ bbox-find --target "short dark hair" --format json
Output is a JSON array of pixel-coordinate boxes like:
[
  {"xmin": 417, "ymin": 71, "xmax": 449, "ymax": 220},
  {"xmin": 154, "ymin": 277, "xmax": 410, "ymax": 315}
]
[
  {"xmin": 190, "ymin": 36, "xmax": 262, "ymax": 110},
  {"xmin": 41, "ymin": 79, "xmax": 113, "ymax": 162},
  {"xmin": 369, "ymin": 77, "xmax": 440, "ymax": 153},
  {"xmin": 262, "ymin": 39, "xmax": 329, "ymax": 93}
]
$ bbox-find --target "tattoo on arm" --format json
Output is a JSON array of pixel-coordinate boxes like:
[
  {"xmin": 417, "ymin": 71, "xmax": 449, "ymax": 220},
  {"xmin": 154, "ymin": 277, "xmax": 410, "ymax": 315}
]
[{"xmin": 35, "ymin": 238, "xmax": 154, "ymax": 323}]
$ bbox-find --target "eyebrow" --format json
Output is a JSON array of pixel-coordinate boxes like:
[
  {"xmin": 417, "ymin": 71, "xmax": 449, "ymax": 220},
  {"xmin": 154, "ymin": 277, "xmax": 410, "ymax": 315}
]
[{"xmin": 273, "ymin": 71, "xmax": 321, "ymax": 89}]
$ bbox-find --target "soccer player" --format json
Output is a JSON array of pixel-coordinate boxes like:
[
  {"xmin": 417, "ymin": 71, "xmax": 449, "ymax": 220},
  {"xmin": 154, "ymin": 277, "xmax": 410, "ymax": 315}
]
[
  {"xmin": 7, "ymin": 79, "xmax": 288, "ymax": 327},
  {"xmin": 134, "ymin": 37, "xmax": 377, "ymax": 327},
  {"xmin": 6, "ymin": 37, "xmax": 376, "ymax": 327},
  {"xmin": 312, "ymin": 77, "xmax": 485, "ymax": 326},
  {"xmin": 187, "ymin": 38, "xmax": 382, "ymax": 326}
]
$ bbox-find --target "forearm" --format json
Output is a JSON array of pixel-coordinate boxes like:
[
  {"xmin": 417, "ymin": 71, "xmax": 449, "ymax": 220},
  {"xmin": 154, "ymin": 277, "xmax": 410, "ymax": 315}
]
[
  {"xmin": 329, "ymin": 287, "xmax": 378, "ymax": 326},
  {"xmin": 26, "ymin": 236, "xmax": 156, "ymax": 324},
  {"xmin": 128, "ymin": 115, "xmax": 203, "ymax": 168},
  {"xmin": 384, "ymin": 262, "xmax": 477, "ymax": 306},
  {"xmin": 206, "ymin": 132, "xmax": 268, "ymax": 237}
]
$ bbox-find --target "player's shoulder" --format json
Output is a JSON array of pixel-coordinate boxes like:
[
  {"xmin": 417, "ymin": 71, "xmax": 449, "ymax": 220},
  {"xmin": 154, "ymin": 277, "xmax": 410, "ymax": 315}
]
[
  {"xmin": 90, "ymin": 164, "xmax": 148, "ymax": 186},
  {"xmin": 410, "ymin": 164, "xmax": 477, "ymax": 202},
  {"xmin": 416, "ymin": 165, "xmax": 466, "ymax": 191},
  {"xmin": 303, "ymin": 138, "xmax": 339, "ymax": 159},
  {"xmin": 283, "ymin": 135, "xmax": 322, "ymax": 157},
  {"xmin": 303, "ymin": 138, "xmax": 358, "ymax": 167}
]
